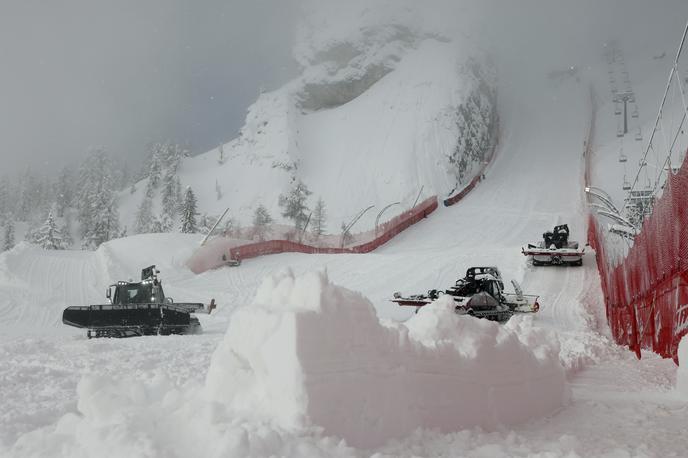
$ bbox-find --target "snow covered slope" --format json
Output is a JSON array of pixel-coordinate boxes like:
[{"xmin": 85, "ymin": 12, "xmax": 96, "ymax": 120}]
[
  {"xmin": 3, "ymin": 3, "xmax": 688, "ymax": 456},
  {"xmin": 119, "ymin": 1, "xmax": 496, "ymax": 233},
  {"xmin": 4, "ymin": 54, "xmax": 688, "ymax": 455}
]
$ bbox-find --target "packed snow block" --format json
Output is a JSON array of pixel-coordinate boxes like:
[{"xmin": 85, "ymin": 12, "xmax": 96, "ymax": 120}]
[
  {"xmin": 678, "ymin": 337, "xmax": 688, "ymax": 397},
  {"xmin": 205, "ymin": 270, "xmax": 568, "ymax": 448}
]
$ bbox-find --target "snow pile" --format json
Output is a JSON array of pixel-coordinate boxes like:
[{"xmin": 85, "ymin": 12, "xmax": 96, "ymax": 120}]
[
  {"xmin": 678, "ymin": 337, "xmax": 688, "ymax": 397},
  {"xmin": 206, "ymin": 270, "xmax": 568, "ymax": 448},
  {"xmin": 9, "ymin": 270, "xmax": 567, "ymax": 455}
]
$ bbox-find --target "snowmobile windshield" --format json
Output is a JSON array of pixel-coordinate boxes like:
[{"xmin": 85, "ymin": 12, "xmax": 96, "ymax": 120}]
[{"xmin": 114, "ymin": 283, "xmax": 154, "ymax": 305}]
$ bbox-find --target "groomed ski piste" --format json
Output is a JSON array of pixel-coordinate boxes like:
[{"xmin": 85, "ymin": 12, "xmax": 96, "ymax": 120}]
[{"xmin": 4, "ymin": 14, "xmax": 688, "ymax": 458}]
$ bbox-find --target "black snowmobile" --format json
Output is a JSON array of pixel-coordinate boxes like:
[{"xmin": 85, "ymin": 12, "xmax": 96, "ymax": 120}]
[
  {"xmin": 392, "ymin": 267, "xmax": 540, "ymax": 324},
  {"xmin": 62, "ymin": 265, "xmax": 214, "ymax": 338}
]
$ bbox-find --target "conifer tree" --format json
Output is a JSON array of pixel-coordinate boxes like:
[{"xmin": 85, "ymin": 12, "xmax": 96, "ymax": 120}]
[
  {"xmin": 77, "ymin": 149, "xmax": 119, "ymax": 249},
  {"xmin": 145, "ymin": 143, "xmax": 164, "ymax": 195},
  {"xmin": 32, "ymin": 211, "xmax": 65, "ymax": 250},
  {"xmin": 278, "ymin": 180, "xmax": 312, "ymax": 231},
  {"xmin": 252, "ymin": 204, "xmax": 273, "ymax": 241},
  {"xmin": 3, "ymin": 218, "xmax": 15, "ymax": 252},
  {"xmin": 60, "ymin": 215, "xmax": 74, "ymax": 249},
  {"xmin": 160, "ymin": 169, "xmax": 179, "ymax": 232},
  {"xmin": 311, "ymin": 197, "xmax": 327, "ymax": 238},
  {"xmin": 135, "ymin": 195, "xmax": 154, "ymax": 234},
  {"xmin": 180, "ymin": 186, "xmax": 199, "ymax": 233}
]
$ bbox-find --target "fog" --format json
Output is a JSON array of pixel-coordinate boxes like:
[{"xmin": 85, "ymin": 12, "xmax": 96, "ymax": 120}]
[
  {"xmin": 1, "ymin": 0, "xmax": 686, "ymax": 176},
  {"xmin": 0, "ymin": 0, "xmax": 299, "ymax": 174}
]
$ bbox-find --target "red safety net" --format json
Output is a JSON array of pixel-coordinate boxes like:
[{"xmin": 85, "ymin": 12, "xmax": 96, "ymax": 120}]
[{"xmin": 587, "ymin": 154, "xmax": 688, "ymax": 364}]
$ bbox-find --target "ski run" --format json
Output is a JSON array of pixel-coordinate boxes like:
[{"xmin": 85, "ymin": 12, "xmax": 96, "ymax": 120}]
[{"xmin": 2, "ymin": 3, "xmax": 688, "ymax": 457}]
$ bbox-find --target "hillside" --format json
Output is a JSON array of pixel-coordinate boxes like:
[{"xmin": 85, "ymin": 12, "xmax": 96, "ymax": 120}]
[{"xmin": 119, "ymin": 3, "xmax": 496, "ymax": 234}]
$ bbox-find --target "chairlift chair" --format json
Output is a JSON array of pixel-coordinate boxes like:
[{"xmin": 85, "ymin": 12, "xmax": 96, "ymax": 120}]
[
  {"xmin": 614, "ymin": 103, "xmax": 622, "ymax": 115},
  {"xmin": 631, "ymin": 107, "xmax": 639, "ymax": 118},
  {"xmin": 635, "ymin": 128, "xmax": 642, "ymax": 141},
  {"xmin": 618, "ymin": 151, "xmax": 627, "ymax": 163},
  {"xmin": 622, "ymin": 176, "xmax": 631, "ymax": 191}
]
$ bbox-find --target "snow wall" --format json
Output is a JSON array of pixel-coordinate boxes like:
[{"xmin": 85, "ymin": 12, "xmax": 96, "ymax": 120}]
[
  {"xmin": 11, "ymin": 271, "xmax": 568, "ymax": 455},
  {"xmin": 586, "ymin": 90, "xmax": 688, "ymax": 364},
  {"xmin": 187, "ymin": 196, "xmax": 438, "ymax": 273},
  {"xmin": 205, "ymin": 270, "xmax": 568, "ymax": 448}
]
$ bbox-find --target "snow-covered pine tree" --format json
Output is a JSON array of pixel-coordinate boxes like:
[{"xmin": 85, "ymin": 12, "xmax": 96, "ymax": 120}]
[
  {"xmin": 135, "ymin": 195, "xmax": 154, "ymax": 234},
  {"xmin": 60, "ymin": 214, "xmax": 74, "ymax": 249},
  {"xmin": 118, "ymin": 162, "xmax": 131, "ymax": 191},
  {"xmin": 160, "ymin": 169, "xmax": 179, "ymax": 232},
  {"xmin": 162, "ymin": 143, "xmax": 183, "ymax": 175},
  {"xmin": 180, "ymin": 186, "xmax": 199, "ymax": 233},
  {"xmin": 85, "ymin": 197, "xmax": 120, "ymax": 248},
  {"xmin": 149, "ymin": 216, "xmax": 163, "ymax": 233},
  {"xmin": 145, "ymin": 143, "xmax": 164, "ymax": 196},
  {"xmin": 3, "ymin": 218, "xmax": 15, "ymax": 251},
  {"xmin": 252, "ymin": 204, "xmax": 273, "ymax": 241},
  {"xmin": 77, "ymin": 150, "xmax": 119, "ymax": 249},
  {"xmin": 278, "ymin": 180, "xmax": 312, "ymax": 231},
  {"xmin": 33, "ymin": 211, "xmax": 66, "ymax": 250},
  {"xmin": 174, "ymin": 176, "xmax": 183, "ymax": 212},
  {"xmin": 311, "ymin": 197, "xmax": 327, "ymax": 238}
]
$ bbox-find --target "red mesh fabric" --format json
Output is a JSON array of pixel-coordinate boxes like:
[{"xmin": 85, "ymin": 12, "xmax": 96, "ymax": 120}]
[
  {"xmin": 186, "ymin": 196, "xmax": 439, "ymax": 273},
  {"xmin": 588, "ymin": 151, "xmax": 688, "ymax": 364}
]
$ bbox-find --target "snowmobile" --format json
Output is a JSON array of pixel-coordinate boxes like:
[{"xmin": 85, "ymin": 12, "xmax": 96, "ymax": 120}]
[
  {"xmin": 391, "ymin": 267, "xmax": 540, "ymax": 323},
  {"xmin": 62, "ymin": 265, "xmax": 214, "ymax": 338},
  {"xmin": 522, "ymin": 224, "xmax": 584, "ymax": 266}
]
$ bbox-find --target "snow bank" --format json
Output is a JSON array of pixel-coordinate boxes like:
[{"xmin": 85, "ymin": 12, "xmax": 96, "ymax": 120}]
[
  {"xmin": 678, "ymin": 337, "xmax": 688, "ymax": 397},
  {"xmin": 10, "ymin": 270, "xmax": 567, "ymax": 455},
  {"xmin": 206, "ymin": 270, "xmax": 568, "ymax": 448}
]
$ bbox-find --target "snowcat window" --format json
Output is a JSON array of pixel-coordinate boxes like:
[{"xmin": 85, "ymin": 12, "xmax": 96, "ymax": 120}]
[{"xmin": 115, "ymin": 284, "xmax": 153, "ymax": 304}]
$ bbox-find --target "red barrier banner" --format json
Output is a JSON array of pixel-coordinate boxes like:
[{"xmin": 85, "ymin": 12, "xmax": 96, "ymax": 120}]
[
  {"xmin": 187, "ymin": 196, "xmax": 438, "ymax": 274},
  {"xmin": 587, "ymin": 155, "xmax": 688, "ymax": 364}
]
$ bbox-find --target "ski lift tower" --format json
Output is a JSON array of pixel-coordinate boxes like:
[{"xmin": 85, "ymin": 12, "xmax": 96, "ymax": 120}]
[{"xmin": 613, "ymin": 90, "xmax": 635, "ymax": 135}]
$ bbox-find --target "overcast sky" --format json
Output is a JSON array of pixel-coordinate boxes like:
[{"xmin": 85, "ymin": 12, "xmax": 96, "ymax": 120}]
[
  {"xmin": 1, "ymin": 0, "xmax": 686, "ymax": 176},
  {"xmin": 0, "ymin": 0, "xmax": 298, "ymax": 174}
]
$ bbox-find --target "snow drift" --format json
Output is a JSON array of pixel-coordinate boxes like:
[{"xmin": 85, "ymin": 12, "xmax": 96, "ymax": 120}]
[
  {"xmin": 10, "ymin": 270, "xmax": 567, "ymax": 455},
  {"xmin": 206, "ymin": 270, "xmax": 568, "ymax": 448}
]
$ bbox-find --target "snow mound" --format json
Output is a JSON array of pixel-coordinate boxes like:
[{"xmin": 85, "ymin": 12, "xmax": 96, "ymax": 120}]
[
  {"xmin": 678, "ymin": 337, "xmax": 688, "ymax": 397},
  {"xmin": 206, "ymin": 270, "xmax": 568, "ymax": 448},
  {"xmin": 9, "ymin": 270, "xmax": 568, "ymax": 455}
]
